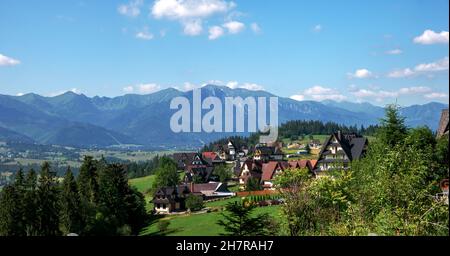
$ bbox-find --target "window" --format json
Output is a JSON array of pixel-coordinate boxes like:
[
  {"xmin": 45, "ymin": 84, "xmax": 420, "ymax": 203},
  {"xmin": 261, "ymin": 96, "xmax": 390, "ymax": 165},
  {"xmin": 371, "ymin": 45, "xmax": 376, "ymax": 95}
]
[{"xmin": 162, "ymin": 204, "xmax": 166, "ymax": 209}]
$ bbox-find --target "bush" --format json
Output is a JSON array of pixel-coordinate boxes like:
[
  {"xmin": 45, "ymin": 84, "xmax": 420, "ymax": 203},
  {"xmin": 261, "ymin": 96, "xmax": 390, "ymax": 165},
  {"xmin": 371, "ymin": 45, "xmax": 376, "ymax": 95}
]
[{"xmin": 186, "ymin": 194, "xmax": 204, "ymax": 211}]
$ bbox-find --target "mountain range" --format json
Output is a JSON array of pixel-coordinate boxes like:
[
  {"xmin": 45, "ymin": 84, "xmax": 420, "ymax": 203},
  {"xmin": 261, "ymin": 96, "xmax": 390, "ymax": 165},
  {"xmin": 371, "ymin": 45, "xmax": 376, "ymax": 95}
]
[{"xmin": 0, "ymin": 85, "xmax": 447, "ymax": 149}]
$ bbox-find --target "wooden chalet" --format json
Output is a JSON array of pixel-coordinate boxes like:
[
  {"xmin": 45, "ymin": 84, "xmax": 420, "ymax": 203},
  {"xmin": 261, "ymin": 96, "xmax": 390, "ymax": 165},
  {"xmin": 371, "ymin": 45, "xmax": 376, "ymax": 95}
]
[
  {"xmin": 153, "ymin": 185, "xmax": 191, "ymax": 214},
  {"xmin": 315, "ymin": 131, "xmax": 368, "ymax": 175}
]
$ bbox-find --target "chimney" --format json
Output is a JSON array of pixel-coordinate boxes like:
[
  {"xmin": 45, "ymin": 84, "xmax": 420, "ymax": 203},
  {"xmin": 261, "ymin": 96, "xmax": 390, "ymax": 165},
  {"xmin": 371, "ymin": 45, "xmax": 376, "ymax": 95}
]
[{"xmin": 337, "ymin": 130, "xmax": 342, "ymax": 140}]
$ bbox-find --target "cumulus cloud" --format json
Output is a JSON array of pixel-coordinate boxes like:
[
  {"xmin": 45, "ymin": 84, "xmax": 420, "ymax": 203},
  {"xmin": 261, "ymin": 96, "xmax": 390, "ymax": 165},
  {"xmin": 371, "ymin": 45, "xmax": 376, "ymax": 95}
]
[
  {"xmin": 351, "ymin": 86, "xmax": 443, "ymax": 102},
  {"xmin": 424, "ymin": 92, "xmax": 448, "ymax": 99},
  {"xmin": 150, "ymin": 0, "xmax": 257, "ymax": 39},
  {"xmin": 291, "ymin": 86, "xmax": 347, "ymax": 102},
  {"xmin": 118, "ymin": 0, "xmax": 143, "ymax": 17},
  {"xmin": 152, "ymin": 0, "xmax": 235, "ymax": 20},
  {"xmin": 386, "ymin": 49, "xmax": 402, "ymax": 55},
  {"xmin": 123, "ymin": 83, "xmax": 162, "ymax": 94},
  {"xmin": 348, "ymin": 69, "xmax": 375, "ymax": 79},
  {"xmin": 414, "ymin": 29, "xmax": 449, "ymax": 45},
  {"xmin": 239, "ymin": 83, "xmax": 264, "ymax": 91},
  {"xmin": 138, "ymin": 83, "xmax": 161, "ymax": 93},
  {"xmin": 388, "ymin": 57, "xmax": 449, "ymax": 78},
  {"xmin": 0, "ymin": 54, "xmax": 20, "ymax": 66},
  {"xmin": 123, "ymin": 86, "xmax": 134, "ymax": 93},
  {"xmin": 136, "ymin": 27, "xmax": 154, "ymax": 40},
  {"xmin": 183, "ymin": 19, "xmax": 203, "ymax": 36},
  {"xmin": 208, "ymin": 26, "xmax": 224, "ymax": 40},
  {"xmin": 223, "ymin": 21, "xmax": 245, "ymax": 34}
]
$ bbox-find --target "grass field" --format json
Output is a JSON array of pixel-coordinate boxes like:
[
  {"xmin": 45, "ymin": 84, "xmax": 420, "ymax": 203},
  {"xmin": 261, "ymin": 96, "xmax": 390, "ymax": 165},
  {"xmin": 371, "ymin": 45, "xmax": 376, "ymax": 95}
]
[
  {"xmin": 140, "ymin": 205, "xmax": 281, "ymax": 236},
  {"xmin": 129, "ymin": 175, "xmax": 155, "ymax": 194}
]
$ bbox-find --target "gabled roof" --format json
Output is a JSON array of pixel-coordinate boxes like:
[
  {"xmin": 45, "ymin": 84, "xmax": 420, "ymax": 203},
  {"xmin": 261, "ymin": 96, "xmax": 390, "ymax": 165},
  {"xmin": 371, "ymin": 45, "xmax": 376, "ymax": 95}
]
[
  {"xmin": 261, "ymin": 161, "xmax": 289, "ymax": 181},
  {"xmin": 202, "ymin": 152, "xmax": 219, "ymax": 161},
  {"xmin": 318, "ymin": 132, "xmax": 367, "ymax": 161}
]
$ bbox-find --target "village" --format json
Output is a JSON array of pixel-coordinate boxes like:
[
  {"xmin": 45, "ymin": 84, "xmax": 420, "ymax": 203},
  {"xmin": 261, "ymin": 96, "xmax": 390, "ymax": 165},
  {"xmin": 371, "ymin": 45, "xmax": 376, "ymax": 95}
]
[
  {"xmin": 153, "ymin": 131, "xmax": 369, "ymax": 214},
  {"xmin": 151, "ymin": 109, "xmax": 449, "ymax": 216}
]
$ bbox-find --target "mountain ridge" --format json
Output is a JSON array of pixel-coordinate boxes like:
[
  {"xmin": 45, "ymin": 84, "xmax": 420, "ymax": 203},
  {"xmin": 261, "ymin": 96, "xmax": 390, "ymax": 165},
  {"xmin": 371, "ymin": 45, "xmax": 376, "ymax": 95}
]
[{"xmin": 1, "ymin": 85, "xmax": 447, "ymax": 148}]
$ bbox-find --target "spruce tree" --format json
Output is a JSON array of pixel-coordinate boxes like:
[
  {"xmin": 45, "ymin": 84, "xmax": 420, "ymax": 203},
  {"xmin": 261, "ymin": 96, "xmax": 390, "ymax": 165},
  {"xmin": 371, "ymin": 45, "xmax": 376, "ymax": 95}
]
[
  {"xmin": 60, "ymin": 167, "xmax": 83, "ymax": 235},
  {"xmin": 36, "ymin": 162, "xmax": 61, "ymax": 236},
  {"xmin": 24, "ymin": 169, "xmax": 39, "ymax": 236},
  {"xmin": 12, "ymin": 169, "xmax": 26, "ymax": 235},
  {"xmin": 378, "ymin": 104, "xmax": 408, "ymax": 148},
  {"xmin": 0, "ymin": 185, "xmax": 23, "ymax": 236}
]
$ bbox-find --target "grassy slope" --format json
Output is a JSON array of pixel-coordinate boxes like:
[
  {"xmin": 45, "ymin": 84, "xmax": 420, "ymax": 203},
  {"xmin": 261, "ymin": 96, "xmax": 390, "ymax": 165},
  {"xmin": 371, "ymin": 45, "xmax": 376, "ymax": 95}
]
[{"xmin": 140, "ymin": 205, "xmax": 281, "ymax": 236}]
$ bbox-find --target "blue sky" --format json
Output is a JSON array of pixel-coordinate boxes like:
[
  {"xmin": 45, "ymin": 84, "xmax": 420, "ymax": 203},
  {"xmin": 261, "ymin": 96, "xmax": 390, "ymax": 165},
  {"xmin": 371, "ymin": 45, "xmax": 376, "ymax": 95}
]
[{"xmin": 0, "ymin": 0, "xmax": 448, "ymax": 106}]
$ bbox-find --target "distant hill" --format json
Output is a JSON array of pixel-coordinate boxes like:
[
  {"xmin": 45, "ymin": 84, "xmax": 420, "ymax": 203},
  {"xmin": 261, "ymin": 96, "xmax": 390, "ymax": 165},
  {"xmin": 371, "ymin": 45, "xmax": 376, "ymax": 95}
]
[
  {"xmin": 0, "ymin": 85, "xmax": 447, "ymax": 148},
  {"xmin": 0, "ymin": 126, "xmax": 34, "ymax": 144}
]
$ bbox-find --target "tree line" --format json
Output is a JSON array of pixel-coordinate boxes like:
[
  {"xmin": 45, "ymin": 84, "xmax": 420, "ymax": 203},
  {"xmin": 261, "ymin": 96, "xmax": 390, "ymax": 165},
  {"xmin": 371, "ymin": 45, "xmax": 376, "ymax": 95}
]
[
  {"xmin": 0, "ymin": 156, "xmax": 148, "ymax": 236},
  {"xmin": 202, "ymin": 120, "xmax": 379, "ymax": 152}
]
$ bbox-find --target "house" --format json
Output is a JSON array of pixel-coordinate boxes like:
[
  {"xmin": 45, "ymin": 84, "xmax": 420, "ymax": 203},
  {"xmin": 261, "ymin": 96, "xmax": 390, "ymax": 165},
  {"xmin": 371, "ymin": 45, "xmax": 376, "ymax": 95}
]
[
  {"xmin": 253, "ymin": 144, "xmax": 284, "ymax": 162},
  {"xmin": 309, "ymin": 139, "xmax": 322, "ymax": 148},
  {"xmin": 153, "ymin": 185, "xmax": 191, "ymax": 214},
  {"xmin": 189, "ymin": 182, "xmax": 235, "ymax": 199},
  {"xmin": 172, "ymin": 152, "xmax": 198, "ymax": 171},
  {"xmin": 239, "ymin": 160, "xmax": 263, "ymax": 187},
  {"xmin": 288, "ymin": 159, "xmax": 314, "ymax": 171},
  {"xmin": 202, "ymin": 152, "xmax": 224, "ymax": 165},
  {"xmin": 437, "ymin": 109, "xmax": 449, "ymax": 138},
  {"xmin": 315, "ymin": 131, "xmax": 368, "ymax": 175},
  {"xmin": 261, "ymin": 161, "xmax": 290, "ymax": 190},
  {"xmin": 184, "ymin": 153, "xmax": 214, "ymax": 183}
]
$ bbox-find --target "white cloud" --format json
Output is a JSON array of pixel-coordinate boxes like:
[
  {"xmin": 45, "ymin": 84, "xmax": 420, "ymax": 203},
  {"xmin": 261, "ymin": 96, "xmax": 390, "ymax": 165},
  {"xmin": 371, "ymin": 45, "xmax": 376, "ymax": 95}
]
[
  {"xmin": 415, "ymin": 57, "xmax": 449, "ymax": 72},
  {"xmin": 388, "ymin": 57, "xmax": 449, "ymax": 78},
  {"xmin": 290, "ymin": 95, "xmax": 305, "ymax": 101},
  {"xmin": 424, "ymin": 92, "xmax": 448, "ymax": 99},
  {"xmin": 413, "ymin": 29, "xmax": 449, "ymax": 45},
  {"xmin": 250, "ymin": 23, "xmax": 262, "ymax": 34},
  {"xmin": 239, "ymin": 83, "xmax": 264, "ymax": 91},
  {"xmin": 138, "ymin": 83, "xmax": 161, "ymax": 93},
  {"xmin": 123, "ymin": 86, "xmax": 134, "ymax": 93},
  {"xmin": 16, "ymin": 93, "xmax": 24, "ymax": 96},
  {"xmin": 388, "ymin": 68, "xmax": 415, "ymax": 78},
  {"xmin": 223, "ymin": 21, "xmax": 245, "ymax": 34},
  {"xmin": 152, "ymin": 0, "xmax": 235, "ymax": 20},
  {"xmin": 0, "ymin": 54, "xmax": 20, "ymax": 66},
  {"xmin": 122, "ymin": 83, "xmax": 162, "ymax": 94},
  {"xmin": 352, "ymin": 86, "xmax": 440, "ymax": 102},
  {"xmin": 291, "ymin": 85, "xmax": 347, "ymax": 102},
  {"xmin": 313, "ymin": 24, "xmax": 322, "ymax": 32},
  {"xmin": 348, "ymin": 69, "xmax": 375, "ymax": 79},
  {"xmin": 136, "ymin": 27, "xmax": 154, "ymax": 40},
  {"xmin": 386, "ymin": 49, "xmax": 402, "ymax": 55},
  {"xmin": 208, "ymin": 26, "xmax": 224, "ymax": 40},
  {"xmin": 225, "ymin": 81, "xmax": 238, "ymax": 89},
  {"xmin": 118, "ymin": 0, "xmax": 143, "ymax": 17},
  {"xmin": 183, "ymin": 19, "xmax": 203, "ymax": 36}
]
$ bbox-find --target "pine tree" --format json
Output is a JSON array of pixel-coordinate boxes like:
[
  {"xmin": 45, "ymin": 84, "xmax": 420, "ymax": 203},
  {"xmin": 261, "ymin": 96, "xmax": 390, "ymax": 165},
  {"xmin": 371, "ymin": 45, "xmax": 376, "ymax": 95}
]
[
  {"xmin": 60, "ymin": 167, "xmax": 83, "ymax": 235},
  {"xmin": 378, "ymin": 104, "xmax": 408, "ymax": 148},
  {"xmin": 12, "ymin": 169, "xmax": 26, "ymax": 235},
  {"xmin": 36, "ymin": 162, "xmax": 61, "ymax": 236},
  {"xmin": 24, "ymin": 169, "xmax": 39, "ymax": 236},
  {"xmin": 217, "ymin": 201, "xmax": 271, "ymax": 236},
  {"xmin": 0, "ymin": 185, "xmax": 23, "ymax": 236},
  {"xmin": 78, "ymin": 156, "xmax": 99, "ymax": 204}
]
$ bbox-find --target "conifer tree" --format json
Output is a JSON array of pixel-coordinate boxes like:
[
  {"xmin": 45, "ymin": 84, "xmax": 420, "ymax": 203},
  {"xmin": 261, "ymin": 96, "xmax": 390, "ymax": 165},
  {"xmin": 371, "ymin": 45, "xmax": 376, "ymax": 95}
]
[
  {"xmin": 36, "ymin": 162, "xmax": 61, "ymax": 236},
  {"xmin": 0, "ymin": 185, "xmax": 23, "ymax": 236},
  {"xmin": 24, "ymin": 169, "xmax": 39, "ymax": 236},
  {"xmin": 60, "ymin": 167, "xmax": 83, "ymax": 235}
]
